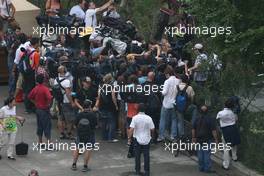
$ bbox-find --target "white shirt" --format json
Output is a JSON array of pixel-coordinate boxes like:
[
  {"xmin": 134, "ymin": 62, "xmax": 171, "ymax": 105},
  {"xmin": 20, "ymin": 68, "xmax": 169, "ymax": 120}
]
[
  {"xmin": 130, "ymin": 112, "xmax": 155, "ymax": 145},
  {"xmin": 54, "ymin": 74, "xmax": 72, "ymax": 103},
  {"xmin": 216, "ymin": 108, "xmax": 237, "ymax": 128},
  {"xmin": 0, "ymin": 0, "xmax": 11, "ymax": 17},
  {"xmin": 162, "ymin": 76, "xmax": 181, "ymax": 109},
  {"xmin": 14, "ymin": 42, "xmax": 31, "ymax": 65},
  {"xmin": 85, "ymin": 8, "xmax": 99, "ymax": 27},
  {"xmin": 70, "ymin": 5, "xmax": 85, "ymax": 20},
  {"xmin": 0, "ymin": 105, "xmax": 16, "ymax": 119}
]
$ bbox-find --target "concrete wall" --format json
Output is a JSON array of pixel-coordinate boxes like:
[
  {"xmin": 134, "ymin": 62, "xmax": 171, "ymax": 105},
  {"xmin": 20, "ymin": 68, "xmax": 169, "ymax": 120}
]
[{"xmin": 13, "ymin": 0, "xmax": 40, "ymax": 36}]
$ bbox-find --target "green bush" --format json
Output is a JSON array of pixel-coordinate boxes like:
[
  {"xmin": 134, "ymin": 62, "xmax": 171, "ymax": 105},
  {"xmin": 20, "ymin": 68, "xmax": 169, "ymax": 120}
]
[{"xmin": 238, "ymin": 111, "xmax": 264, "ymax": 174}]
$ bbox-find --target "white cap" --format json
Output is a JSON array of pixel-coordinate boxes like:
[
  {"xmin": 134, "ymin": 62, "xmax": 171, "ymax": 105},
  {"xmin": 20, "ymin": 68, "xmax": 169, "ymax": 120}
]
[
  {"xmin": 84, "ymin": 77, "xmax": 91, "ymax": 82},
  {"xmin": 194, "ymin": 43, "xmax": 203, "ymax": 50}
]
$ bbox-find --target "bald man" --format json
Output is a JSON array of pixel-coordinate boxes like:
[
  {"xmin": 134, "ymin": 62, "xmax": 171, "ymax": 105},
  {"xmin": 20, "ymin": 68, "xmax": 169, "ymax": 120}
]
[{"xmin": 147, "ymin": 72, "xmax": 155, "ymax": 83}]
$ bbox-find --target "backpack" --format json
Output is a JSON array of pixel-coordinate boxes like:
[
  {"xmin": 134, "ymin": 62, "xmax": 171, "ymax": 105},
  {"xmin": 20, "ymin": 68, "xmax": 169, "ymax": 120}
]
[
  {"xmin": 175, "ymin": 85, "xmax": 189, "ymax": 113},
  {"xmin": 52, "ymin": 78, "xmax": 66, "ymax": 103},
  {"xmin": 18, "ymin": 50, "xmax": 35, "ymax": 74},
  {"xmin": 196, "ymin": 117, "xmax": 210, "ymax": 143},
  {"xmin": 77, "ymin": 117, "xmax": 92, "ymax": 143},
  {"xmin": 100, "ymin": 90, "xmax": 111, "ymax": 104},
  {"xmin": 229, "ymin": 96, "xmax": 241, "ymax": 114}
]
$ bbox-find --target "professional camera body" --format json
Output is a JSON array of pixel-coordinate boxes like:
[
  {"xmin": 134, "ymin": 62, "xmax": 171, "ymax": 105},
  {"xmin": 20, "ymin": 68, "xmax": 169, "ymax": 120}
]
[{"xmin": 45, "ymin": 47, "xmax": 75, "ymax": 78}]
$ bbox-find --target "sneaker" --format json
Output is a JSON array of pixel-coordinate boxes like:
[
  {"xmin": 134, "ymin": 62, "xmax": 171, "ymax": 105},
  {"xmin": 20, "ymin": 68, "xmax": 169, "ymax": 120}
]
[
  {"xmin": 59, "ymin": 133, "xmax": 67, "ymax": 140},
  {"xmin": 67, "ymin": 133, "xmax": 75, "ymax": 140},
  {"xmin": 156, "ymin": 137, "xmax": 164, "ymax": 142},
  {"xmin": 8, "ymin": 156, "xmax": 16, "ymax": 160},
  {"xmin": 71, "ymin": 163, "xmax": 77, "ymax": 171},
  {"xmin": 24, "ymin": 110, "xmax": 31, "ymax": 114},
  {"xmin": 109, "ymin": 139, "xmax": 119, "ymax": 143},
  {"xmin": 232, "ymin": 158, "xmax": 238, "ymax": 162},
  {"xmin": 38, "ymin": 143, "xmax": 46, "ymax": 150},
  {"xmin": 222, "ymin": 166, "xmax": 229, "ymax": 170},
  {"xmin": 81, "ymin": 165, "xmax": 90, "ymax": 172},
  {"xmin": 170, "ymin": 136, "xmax": 176, "ymax": 141},
  {"xmin": 127, "ymin": 153, "xmax": 134, "ymax": 158}
]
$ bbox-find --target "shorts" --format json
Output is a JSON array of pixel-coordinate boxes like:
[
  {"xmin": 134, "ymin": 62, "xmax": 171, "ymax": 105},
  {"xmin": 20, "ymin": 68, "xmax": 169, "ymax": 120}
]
[
  {"xmin": 75, "ymin": 134, "xmax": 96, "ymax": 148},
  {"xmin": 126, "ymin": 117, "xmax": 132, "ymax": 129},
  {"xmin": 36, "ymin": 109, "xmax": 52, "ymax": 139},
  {"xmin": 61, "ymin": 103, "xmax": 76, "ymax": 122}
]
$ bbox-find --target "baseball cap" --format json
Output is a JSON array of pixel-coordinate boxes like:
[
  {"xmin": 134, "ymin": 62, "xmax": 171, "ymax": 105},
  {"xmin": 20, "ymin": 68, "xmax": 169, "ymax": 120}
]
[
  {"xmin": 82, "ymin": 76, "xmax": 92, "ymax": 82},
  {"xmin": 194, "ymin": 43, "xmax": 203, "ymax": 50}
]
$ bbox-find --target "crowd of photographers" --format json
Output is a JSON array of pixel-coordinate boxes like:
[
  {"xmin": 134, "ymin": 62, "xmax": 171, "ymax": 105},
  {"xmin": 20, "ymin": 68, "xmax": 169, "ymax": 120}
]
[{"xmin": 0, "ymin": 0, "xmax": 242, "ymax": 175}]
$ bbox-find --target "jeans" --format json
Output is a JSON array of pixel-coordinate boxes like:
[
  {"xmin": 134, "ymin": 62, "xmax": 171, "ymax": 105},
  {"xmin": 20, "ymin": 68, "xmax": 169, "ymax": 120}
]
[
  {"xmin": 101, "ymin": 111, "xmax": 117, "ymax": 140},
  {"xmin": 134, "ymin": 140, "xmax": 150, "ymax": 175},
  {"xmin": 158, "ymin": 106, "xmax": 177, "ymax": 139},
  {"xmin": 176, "ymin": 104, "xmax": 198, "ymax": 137},
  {"xmin": 189, "ymin": 104, "xmax": 198, "ymax": 127},
  {"xmin": 7, "ymin": 51, "xmax": 16, "ymax": 96},
  {"xmin": 0, "ymin": 131, "xmax": 17, "ymax": 157},
  {"xmin": 197, "ymin": 142, "xmax": 212, "ymax": 172},
  {"xmin": 23, "ymin": 71, "xmax": 36, "ymax": 112},
  {"xmin": 128, "ymin": 138, "xmax": 135, "ymax": 157},
  {"xmin": 36, "ymin": 109, "xmax": 52, "ymax": 139},
  {"xmin": 175, "ymin": 111, "xmax": 184, "ymax": 138}
]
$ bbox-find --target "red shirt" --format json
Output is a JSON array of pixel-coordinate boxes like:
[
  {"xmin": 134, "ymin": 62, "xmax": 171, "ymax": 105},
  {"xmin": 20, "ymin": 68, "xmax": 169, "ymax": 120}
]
[{"xmin": 28, "ymin": 84, "xmax": 53, "ymax": 110}]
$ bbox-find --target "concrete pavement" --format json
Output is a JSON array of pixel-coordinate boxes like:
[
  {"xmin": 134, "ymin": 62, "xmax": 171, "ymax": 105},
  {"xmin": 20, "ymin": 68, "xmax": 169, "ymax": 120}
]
[{"xmin": 0, "ymin": 86, "xmax": 246, "ymax": 176}]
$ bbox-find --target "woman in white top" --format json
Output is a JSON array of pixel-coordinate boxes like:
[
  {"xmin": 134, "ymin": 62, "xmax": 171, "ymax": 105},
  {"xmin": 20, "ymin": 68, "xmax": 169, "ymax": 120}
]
[
  {"xmin": 0, "ymin": 96, "xmax": 24, "ymax": 160},
  {"xmin": 216, "ymin": 99, "xmax": 241, "ymax": 170}
]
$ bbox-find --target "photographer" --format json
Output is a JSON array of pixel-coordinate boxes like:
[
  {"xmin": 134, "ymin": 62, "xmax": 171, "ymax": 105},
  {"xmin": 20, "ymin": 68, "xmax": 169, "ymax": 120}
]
[
  {"xmin": 74, "ymin": 77, "xmax": 98, "ymax": 112},
  {"xmin": 69, "ymin": 0, "xmax": 87, "ymax": 22},
  {"xmin": 54, "ymin": 65, "xmax": 75, "ymax": 140},
  {"xmin": 85, "ymin": 0, "xmax": 114, "ymax": 27},
  {"xmin": 93, "ymin": 74, "xmax": 119, "ymax": 142},
  {"xmin": 103, "ymin": 3, "xmax": 120, "ymax": 19}
]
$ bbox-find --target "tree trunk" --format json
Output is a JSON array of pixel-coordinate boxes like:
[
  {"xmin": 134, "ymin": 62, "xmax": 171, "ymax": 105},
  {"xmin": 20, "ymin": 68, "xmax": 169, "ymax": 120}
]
[{"xmin": 120, "ymin": 0, "xmax": 127, "ymax": 7}]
